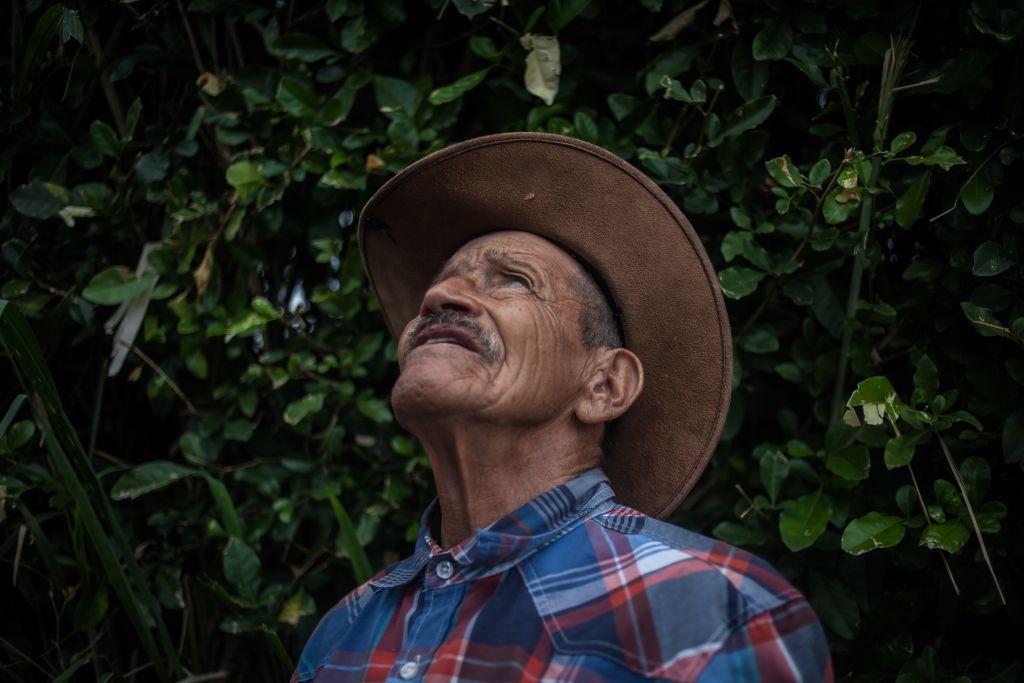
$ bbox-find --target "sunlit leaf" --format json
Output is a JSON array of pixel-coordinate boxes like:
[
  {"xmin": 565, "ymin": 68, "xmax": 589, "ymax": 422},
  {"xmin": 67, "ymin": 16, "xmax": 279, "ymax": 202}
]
[{"xmin": 841, "ymin": 512, "xmax": 905, "ymax": 555}]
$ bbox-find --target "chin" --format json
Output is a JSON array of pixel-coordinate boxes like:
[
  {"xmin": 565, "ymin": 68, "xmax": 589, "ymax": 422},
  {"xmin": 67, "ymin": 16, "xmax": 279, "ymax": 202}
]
[{"xmin": 390, "ymin": 366, "xmax": 484, "ymax": 425}]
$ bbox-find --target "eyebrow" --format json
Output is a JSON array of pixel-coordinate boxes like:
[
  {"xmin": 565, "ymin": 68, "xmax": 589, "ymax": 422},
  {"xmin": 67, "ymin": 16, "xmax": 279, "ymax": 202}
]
[{"xmin": 429, "ymin": 248, "xmax": 540, "ymax": 287}]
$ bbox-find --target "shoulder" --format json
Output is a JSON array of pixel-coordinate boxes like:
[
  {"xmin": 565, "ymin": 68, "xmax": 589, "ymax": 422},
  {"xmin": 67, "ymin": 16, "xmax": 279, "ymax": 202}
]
[
  {"xmin": 291, "ymin": 567, "xmax": 393, "ymax": 682},
  {"xmin": 519, "ymin": 502, "xmax": 828, "ymax": 681},
  {"xmin": 601, "ymin": 503, "xmax": 806, "ymax": 611}
]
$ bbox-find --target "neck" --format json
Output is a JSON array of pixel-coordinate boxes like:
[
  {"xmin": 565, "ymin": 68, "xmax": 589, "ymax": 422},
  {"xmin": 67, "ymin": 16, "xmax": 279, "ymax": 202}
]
[{"xmin": 414, "ymin": 419, "xmax": 601, "ymax": 549}]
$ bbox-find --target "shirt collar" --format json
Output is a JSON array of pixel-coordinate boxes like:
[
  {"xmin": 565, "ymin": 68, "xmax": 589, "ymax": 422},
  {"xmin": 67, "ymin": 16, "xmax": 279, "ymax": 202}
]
[{"xmin": 370, "ymin": 466, "xmax": 616, "ymax": 588}]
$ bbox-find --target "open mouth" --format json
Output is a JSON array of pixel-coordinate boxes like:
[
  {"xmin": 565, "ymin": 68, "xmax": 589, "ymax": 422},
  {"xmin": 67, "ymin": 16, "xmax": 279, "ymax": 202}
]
[{"xmin": 410, "ymin": 325, "xmax": 482, "ymax": 355}]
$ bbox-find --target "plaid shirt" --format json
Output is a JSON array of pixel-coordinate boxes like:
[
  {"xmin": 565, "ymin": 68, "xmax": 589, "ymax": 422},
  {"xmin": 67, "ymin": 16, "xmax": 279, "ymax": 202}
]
[{"xmin": 293, "ymin": 467, "xmax": 833, "ymax": 682}]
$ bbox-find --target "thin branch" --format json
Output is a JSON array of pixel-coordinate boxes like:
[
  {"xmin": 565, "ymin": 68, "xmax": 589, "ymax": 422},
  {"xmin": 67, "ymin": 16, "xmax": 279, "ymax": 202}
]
[
  {"xmin": 792, "ymin": 150, "xmax": 849, "ymax": 264},
  {"xmin": 117, "ymin": 340, "xmax": 198, "ymax": 415},
  {"xmin": 176, "ymin": 0, "xmax": 206, "ymax": 74},
  {"xmin": 84, "ymin": 25, "xmax": 125, "ymax": 136},
  {"xmin": 889, "ymin": 417, "xmax": 960, "ymax": 596},
  {"xmin": 891, "ymin": 76, "xmax": 940, "ymax": 92},
  {"xmin": 934, "ymin": 431, "xmax": 1006, "ymax": 605}
]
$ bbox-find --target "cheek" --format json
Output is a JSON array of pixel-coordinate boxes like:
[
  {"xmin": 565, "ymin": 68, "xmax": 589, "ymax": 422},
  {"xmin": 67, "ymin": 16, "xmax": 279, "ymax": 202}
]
[{"xmin": 498, "ymin": 303, "xmax": 583, "ymax": 400}]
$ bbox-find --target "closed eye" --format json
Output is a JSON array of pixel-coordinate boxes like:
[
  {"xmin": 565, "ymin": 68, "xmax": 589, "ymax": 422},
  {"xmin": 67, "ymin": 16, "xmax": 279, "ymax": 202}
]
[{"xmin": 503, "ymin": 272, "xmax": 531, "ymax": 289}]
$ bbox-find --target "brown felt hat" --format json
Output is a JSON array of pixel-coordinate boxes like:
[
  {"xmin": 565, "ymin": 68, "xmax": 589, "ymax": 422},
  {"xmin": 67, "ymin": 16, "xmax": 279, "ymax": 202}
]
[{"xmin": 356, "ymin": 132, "xmax": 732, "ymax": 519}]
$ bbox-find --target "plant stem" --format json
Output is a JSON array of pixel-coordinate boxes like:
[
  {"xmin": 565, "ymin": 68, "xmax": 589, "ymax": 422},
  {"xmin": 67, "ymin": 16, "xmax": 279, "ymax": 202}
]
[
  {"xmin": 889, "ymin": 416, "xmax": 959, "ymax": 596},
  {"xmin": 829, "ymin": 35, "xmax": 911, "ymax": 424},
  {"xmin": 935, "ymin": 431, "xmax": 1006, "ymax": 605}
]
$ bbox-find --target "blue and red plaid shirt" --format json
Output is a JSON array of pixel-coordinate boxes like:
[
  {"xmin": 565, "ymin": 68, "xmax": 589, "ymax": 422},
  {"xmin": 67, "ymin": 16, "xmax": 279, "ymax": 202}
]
[{"xmin": 293, "ymin": 467, "xmax": 833, "ymax": 681}]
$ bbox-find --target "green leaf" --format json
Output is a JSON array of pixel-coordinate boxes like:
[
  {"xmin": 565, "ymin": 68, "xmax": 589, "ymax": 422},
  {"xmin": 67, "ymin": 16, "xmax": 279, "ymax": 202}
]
[
  {"xmin": 934, "ymin": 479, "xmax": 966, "ymax": 517},
  {"xmin": 223, "ymin": 536, "xmax": 261, "ymax": 598},
  {"xmin": 823, "ymin": 187, "xmax": 857, "ymax": 224},
  {"xmin": 320, "ymin": 167, "xmax": 367, "ymax": 190},
  {"xmin": 276, "ymin": 76, "xmax": 319, "ymax": 118},
  {"xmin": 884, "ymin": 434, "xmax": 919, "ymax": 469},
  {"xmin": 201, "ymin": 474, "xmax": 244, "ymax": 538},
  {"xmin": 759, "ymin": 450, "xmax": 789, "ymax": 504},
  {"xmin": 251, "ymin": 296, "xmax": 281, "ymax": 320},
  {"xmin": 451, "ymin": 0, "xmax": 495, "ymax": 18},
  {"xmin": 846, "ymin": 376, "xmax": 902, "ymax": 425},
  {"xmin": 1004, "ymin": 410, "xmax": 1024, "ymax": 463},
  {"xmin": 326, "ymin": 0, "xmax": 348, "ymax": 21},
  {"xmin": 325, "ymin": 490, "xmax": 373, "ymax": 583},
  {"xmin": 904, "ymin": 145, "xmax": 965, "ymax": 171},
  {"xmin": 809, "ymin": 573, "xmax": 860, "ymax": 640},
  {"xmin": 827, "ymin": 445, "xmax": 870, "ymax": 482},
  {"xmin": 808, "ymin": 158, "xmax": 831, "ymax": 185},
  {"xmin": 60, "ymin": 7, "xmax": 84, "ymax": 44},
  {"xmin": 470, "ymin": 36, "xmax": 501, "ymax": 61},
  {"xmin": 10, "ymin": 181, "xmax": 69, "ymax": 219},
  {"xmin": 90, "ymin": 120, "xmax": 120, "ymax": 157},
  {"xmin": 710, "ymin": 96, "xmax": 777, "ymax": 145},
  {"xmin": 134, "ymin": 150, "xmax": 170, "ymax": 184},
  {"xmin": 124, "ymin": 98, "xmax": 143, "ymax": 141},
  {"xmin": 731, "ymin": 38, "xmax": 768, "ymax": 100},
  {"xmin": 226, "ymin": 160, "xmax": 266, "ymax": 200},
  {"xmin": 110, "ymin": 461, "xmax": 197, "ymax": 500},
  {"xmin": 357, "ymin": 396, "xmax": 392, "ymax": 423},
  {"xmin": 962, "ymin": 160, "xmax": 997, "ymax": 215},
  {"xmin": 271, "ymin": 33, "xmax": 335, "ymax": 62},
  {"xmin": 374, "ymin": 75, "xmax": 418, "ymax": 114},
  {"xmin": 779, "ymin": 489, "xmax": 831, "ymax": 551},
  {"xmin": 765, "ymin": 155, "xmax": 803, "ymax": 188},
  {"xmin": 263, "ymin": 624, "xmax": 296, "ymax": 673},
  {"xmin": 889, "ymin": 132, "xmax": 916, "ymax": 153},
  {"xmin": 960, "ymin": 302, "xmax": 1015, "ymax": 339},
  {"xmin": 841, "ymin": 512, "xmax": 905, "ymax": 555},
  {"xmin": 548, "ymin": 0, "xmax": 591, "ymax": 32},
  {"xmin": 740, "ymin": 328, "xmax": 779, "ymax": 354},
  {"xmin": 963, "ymin": 174, "xmax": 993, "ymax": 215},
  {"xmin": 919, "ymin": 522, "xmax": 969, "ymax": 554},
  {"xmin": 712, "ymin": 521, "xmax": 768, "ymax": 547},
  {"xmin": 284, "ymin": 393, "xmax": 325, "ymax": 425},
  {"xmin": 752, "ymin": 19, "xmax": 793, "ymax": 61},
  {"xmin": 913, "ymin": 354, "xmax": 940, "ymax": 397},
  {"xmin": 6, "ymin": 419, "xmax": 36, "ymax": 449},
  {"xmin": 428, "ymin": 68, "xmax": 490, "ymax": 105},
  {"xmin": 718, "ymin": 266, "xmax": 766, "ymax": 299},
  {"xmin": 82, "ymin": 267, "xmax": 156, "ymax": 306},
  {"xmin": 573, "ymin": 111, "xmax": 599, "ymax": 142},
  {"xmin": 223, "ymin": 419, "xmax": 253, "ymax": 442},
  {"xmin": 959, "ymin": 456, "xmax": 990, "ymax": 502},
  {"xmin": 971, "ymin": 241, "xmax": 1012, "ymax": 277},
  {"xmin": 73, "ymin": 584, "xmax": 109, "ymax": 631},
  {"xmin": 895, "ymin": 172, "xmax": 931, "ymax": 229}
]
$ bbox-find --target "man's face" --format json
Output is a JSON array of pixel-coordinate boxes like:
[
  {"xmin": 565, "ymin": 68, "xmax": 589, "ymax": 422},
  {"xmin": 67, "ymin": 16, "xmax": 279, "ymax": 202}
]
[{"xmin": 390, "ymin": 230, "xmax": 594, "ymax": 427}]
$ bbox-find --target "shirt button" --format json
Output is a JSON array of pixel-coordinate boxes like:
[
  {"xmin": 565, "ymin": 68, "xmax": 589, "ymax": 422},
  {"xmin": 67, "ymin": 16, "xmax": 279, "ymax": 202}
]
[
  {"xmin": 435, "ymin": 559, "xmax": 454, "ymax": 580},
  {"xmin": 399, "ymin": 661, "xmax": 419, "ymax": 679}
]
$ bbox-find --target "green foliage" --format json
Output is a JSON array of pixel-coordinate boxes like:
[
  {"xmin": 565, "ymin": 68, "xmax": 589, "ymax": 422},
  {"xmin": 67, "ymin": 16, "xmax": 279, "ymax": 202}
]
[{"xmin": 1, "ymin": 0, "xmax": 1022, "ymax": 680}]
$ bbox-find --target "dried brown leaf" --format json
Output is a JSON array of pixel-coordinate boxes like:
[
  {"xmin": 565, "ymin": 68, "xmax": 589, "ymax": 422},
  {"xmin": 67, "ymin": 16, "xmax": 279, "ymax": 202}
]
[{"xmin": 649, "ymin": 0, "xmax": 710, "ymax": 42}]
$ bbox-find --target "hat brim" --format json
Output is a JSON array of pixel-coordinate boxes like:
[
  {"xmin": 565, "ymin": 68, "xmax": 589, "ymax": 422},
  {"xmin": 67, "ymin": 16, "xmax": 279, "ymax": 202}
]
[{"xmin": 357, "ymin": 132, "xmax": 732, "ymax": 519}]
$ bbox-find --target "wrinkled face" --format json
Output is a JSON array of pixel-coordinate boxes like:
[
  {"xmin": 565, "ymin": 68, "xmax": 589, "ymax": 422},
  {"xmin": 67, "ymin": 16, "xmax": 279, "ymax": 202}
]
[{"xmin": 390, "ymin": 230, "xmax": 594, "ymax": 427}]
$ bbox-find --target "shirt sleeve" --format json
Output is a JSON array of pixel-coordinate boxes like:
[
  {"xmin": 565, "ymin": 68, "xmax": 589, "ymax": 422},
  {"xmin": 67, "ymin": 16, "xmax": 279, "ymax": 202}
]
[{"xmin": 693, "ymin": 597, "xmax": 833, "ymax": 682}]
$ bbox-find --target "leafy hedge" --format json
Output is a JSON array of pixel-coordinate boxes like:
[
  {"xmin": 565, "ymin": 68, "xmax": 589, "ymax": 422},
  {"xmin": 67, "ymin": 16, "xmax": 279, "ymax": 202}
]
[{"xmin": 2, "ymin": 0, "xmax": 1022, "ymax": 680}]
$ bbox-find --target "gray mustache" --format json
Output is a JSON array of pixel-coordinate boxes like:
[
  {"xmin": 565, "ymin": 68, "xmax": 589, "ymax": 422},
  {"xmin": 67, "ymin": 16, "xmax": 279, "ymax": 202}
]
[{"xmin": 407, "ymin": 310, "xmax": 499, "ymax": 363}]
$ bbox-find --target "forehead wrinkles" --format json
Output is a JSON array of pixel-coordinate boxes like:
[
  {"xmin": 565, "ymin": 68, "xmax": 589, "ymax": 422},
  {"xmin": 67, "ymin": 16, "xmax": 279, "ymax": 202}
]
[{"xmin": 430, "ymin": 246, "xmax": 557, "ymax": 287}]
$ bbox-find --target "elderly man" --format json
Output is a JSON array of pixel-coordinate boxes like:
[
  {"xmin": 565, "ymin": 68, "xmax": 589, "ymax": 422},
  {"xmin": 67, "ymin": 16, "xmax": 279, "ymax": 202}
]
[{"xmin": 292, "ymin": 133, "xmax": 832, "ymax": 682}]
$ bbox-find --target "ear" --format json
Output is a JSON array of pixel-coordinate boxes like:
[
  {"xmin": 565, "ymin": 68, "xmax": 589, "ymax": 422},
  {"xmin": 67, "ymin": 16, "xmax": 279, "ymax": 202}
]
[{"xmin": 574, "ymin": 348, "xmax": 644, "ymax": 425}]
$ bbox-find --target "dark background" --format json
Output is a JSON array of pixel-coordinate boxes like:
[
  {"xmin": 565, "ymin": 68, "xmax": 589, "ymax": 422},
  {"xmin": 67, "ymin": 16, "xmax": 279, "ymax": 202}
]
[{"xmin": 2, "ymin": 0, "xmax": 1022, "ymax": 680}]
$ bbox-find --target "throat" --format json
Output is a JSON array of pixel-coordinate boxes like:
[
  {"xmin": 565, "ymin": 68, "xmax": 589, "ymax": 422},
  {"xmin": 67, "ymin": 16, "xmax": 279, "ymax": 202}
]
[{"xmin": 417, "ymin": 422, "xmax": 602, "ymax": 549}]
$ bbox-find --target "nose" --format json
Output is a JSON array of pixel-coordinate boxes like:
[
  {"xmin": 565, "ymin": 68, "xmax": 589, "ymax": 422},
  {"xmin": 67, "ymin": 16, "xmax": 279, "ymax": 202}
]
[{"xmin": 418, "ymin": 276, "xmax": 485, "ymax": 318}]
